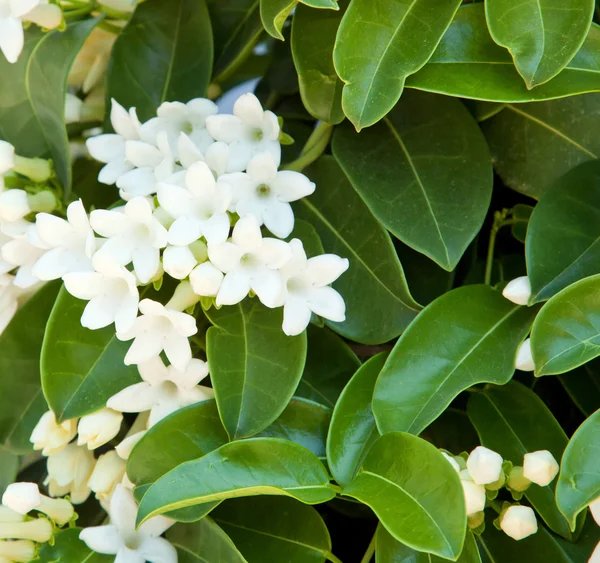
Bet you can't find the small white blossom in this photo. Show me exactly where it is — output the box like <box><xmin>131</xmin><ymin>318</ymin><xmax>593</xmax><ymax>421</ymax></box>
<box><xmin>162</xmin><ymin>245</ymin><xmax>198</xmax><ymax>280</ymax></box>
<box><xmin>189</xmin><ymin>261</ymin><xmax>224</xmax><ymax>297</ymax></box>
<box><xmin>522</xmin><ymin>450</ymin><xmax>559</xmax><ymax>487</ymax></box>
<box><xmin>516</xmin><ymin>338</ymin><xmax>535</xmax><ymax>371</ymax></box>
<box><xmin>500</xmin><ymin>505</ymin><xmax>538</xmax><ymax>540</ymax></box>
<box><xmin>2</xmin><ymin>482</ymin><xmax>74</xmax><ymax>525</ymax></box>
<box><xmin>178</xmin><ymin>134</ymin><xmax>229</xmax><ymax>177</ymax></box>
<box><xmin>459</xmin><ymin>471</ymin><xmax>486</xmax><ymax>516</ymax></box>
<box><xmin>1</xmin><ymin>222</ymin><xmax>47</xmax><ymax>289</ymax></box>
<box><xmin>0</xmin><ymin>189</ymin><xmax>30</xmax><ymax>223</ymax></box>
<box><xmin>77</xmin><ymin>408</ymin><xmax>123</xmax><ymax>450</ymax></box>
<box><xmin>88</xmin><ymin>451</ymin><xmax>127</xmax><ymax>510</ymax></box>
<box><xmin>467</xmin><ymin>446</ymin><xmax>504</xmax><ymax>485</ymax></box>
<box><xmin>45</xmin><ymin>443</ymin><xmax>95</xmax><ymax>505</ymax></box>
<box><xmin>30</xmin><ymin>411</ymin><xmax>77</xmax><ymax>456</ymax></box>
<box><xmin>503</xmin><ymin>276</ymin><xmax>531</xmax><ymax>306</ymax></box>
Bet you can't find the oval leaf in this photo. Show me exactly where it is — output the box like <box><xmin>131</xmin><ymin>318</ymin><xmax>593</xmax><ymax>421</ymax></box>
<box><xmin>327</xmin><ymin>353</ymin><xmax>386</xmax><ymax>487</ymax></box>
<box><xmin>467</xmin><ymin>382</ymin><xmax>574</xmax><ymax>540</ymax></box>
<box><xmin>41</xmin><ymin>287</ymin><xmax>140</xmax><ymax>421</ymax></box>
<box><xmin>373</xmin><ymin>285</ymin><xmax>537</xmax><ymax>436</ymax></box>
<box><xmin>343</xmin><ymin>432</ymin><xmax>466</xmax><ymax>560</ymax></box>
<box><xmin>206</xmin><ymin>300</ymin><xmax>307</xmax><ymax>440</ymax></box>
<box><xmin>137</xmin><ymin>438</ymin><xmax>335</xmax><ymax>524</ymax></box>
<box><xmin>333</xmin><ymin>0</ymin><xmax>462</xmax><ymax>129</ymax></box>
<box><xmin>332</xmin><ymin>90</ymin><xmax>493</xmax><ymax>271</ymax></box>
<box><xmin>297</xmin><ymin>156</ymin><xmax>420</xmax><ymax>344</ymax></box>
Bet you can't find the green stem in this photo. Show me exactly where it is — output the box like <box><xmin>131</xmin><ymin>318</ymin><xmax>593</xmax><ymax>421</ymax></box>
<box><xmin>98</xmin><ymin>20</ymin><xmax>123</xmax><ymax>34</ymax></box>
<box><xmin>282</xmin><ymin>121</ymin><xmax>333</xmax><ymax>172</ymax></box>
<box><xmin>359</xmin><ymin>531</ymin><xmax>377</xmax><ymax>563</ymax></box>
<box><xmin>64</xmin><ymin>3</ymin><xmax>96</xmax><ymax>19</ymax></box>
<box><xmin>326</xmin><ymin>553</ymin><xmax>344</xmax><ymax>563</ymax></box>
<box><xmin>483</xmin><ymin>214</ymin><xmax>520</xmax><ymax>286</ymax></box>
<box><xmin>488</xmin><ymin>498</ymin><xmax>504</xmax><ymax>514</ymax></box>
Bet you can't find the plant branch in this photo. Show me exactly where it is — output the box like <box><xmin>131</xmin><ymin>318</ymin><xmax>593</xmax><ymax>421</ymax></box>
<box><xmin>359</xmin><ymin>531</ymin><xmax>377</xmax><ymax>563</ymax></box>
<box><xmin>484</xmin><ymin>210</ymin><xmax>520</xmax><ymax>286</ymax></box>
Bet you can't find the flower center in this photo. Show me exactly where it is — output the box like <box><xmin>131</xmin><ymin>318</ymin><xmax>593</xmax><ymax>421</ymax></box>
<box><xmin>251</xmin><ymin>128</ymin><xmax>264</xmax><ymax>142</ymax></box>
<box><xmin>124</xmin><ymin>534</ymin><xmax>142</xmax><ymax>550</ymax></box>
<box><xmin>181</xmin><ymin>120</ymin><xmax>194</xmax><ymax>135</ymax></box>
<box><xmin>240</xmin><ymin>253</ymin><xmax>258</xmax><ymax>268</ymax></box>
<box><xmin>286</xmin><ymin>276</ymin><xmax>309</xmax><ymax>295</ymax></box>
<box><xmin>256</xmin><ymin>184</ymin><xmax>271</xmax><ymax>198</ymax></box>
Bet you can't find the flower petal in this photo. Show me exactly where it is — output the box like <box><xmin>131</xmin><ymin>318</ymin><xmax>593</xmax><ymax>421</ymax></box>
<box><xmin>282</xmin><ymin>296</ymin><xmax>312</xmax><ymax>336</ymax></box>
<box><xmin>233</xmin><ymin>93</ymin><xmax>264</xmax><ymax>128</ymax></box>
<box><xmin>202</xmin><ymin>213</ymin><xmax>230</xmax><ymax>245</ymax></box>
<box><xmin>208</xmin><ymin>242</ymin><xmax>242</xmax><ymax>273</ymax></box>
<box><xmin>164</xmin><ymin>335</ymin><xmax>192</xmax><ymax>372</ymax></box>
<box><xmin>205</xmin><ymin>115</ymin><xmax>243</xmax><ymax>143</ymax></box>
<box><xmin>167</xmin><ymin>216</ymin><xmax>203</xmax><ymax>246</ymax></box>
<box><xmin>0</xmin><ymin>16</ymin><xmax>24</xmax><ymax>64</ymax></box>
<box><xmin>307</xmin><ymin>286</ymin><xmax>346</xmax><ymax>322</ymax></box>
<box><xmin>107</xmin><ymin>382</ymin><xmax>159</xmax><ymax>413</ymax></box>
<box><xmin>137</xmin><ymin>536</ymin><xmax>178</xmax><ymax>563</ymax></box>
<box><xmin>232</xmin><ymin>214</ymin><xmax>262</xmax><ymax>252</ymax></box>
<box><xmin>271</xmin><ymin>171</ymin><xmax>315</xmax><ymax>202</ymax></box>
<box><xmin>79</xmin><ymin>525</ymin><xmax>122</xmax><ymax>555</ymax></box>
<box><xmin>251</xmin><ymin>269</ymin><xmax>284</xmax><ymax>308</ymax></box>
<box><xmin>305</xmin><ymin>255</ymin><xmax>349</xmax><ymax>287</ymax></box>
<box><xmin>262</xmin><ymin>200</ymin><xmax>294</xmax><ymax>238</ymax></box>
<box><xmin>189</xmin><ymin>261</ymin><xmax>223</xmax><ymax>296</ymax></box>
<box><xmin>246</xmin><ymin>153</ymin><xmax>278</xmax><ymax>184</ymax></box>
<box><xmin>216</xmin><ymin>271</ymin><xmax>250</xmax><ymax>306</ymax></box>
<box><xmin>132</xmin><ymin>246</ymin><xmax>160</xmax><ymax>284</ymax></box>
<box><xmin>257</xmin><ymin>238</ymin><xmax>292</xmax><ymax>269</ymax></box>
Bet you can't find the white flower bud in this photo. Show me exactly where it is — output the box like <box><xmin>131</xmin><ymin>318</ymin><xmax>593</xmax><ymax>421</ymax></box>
<box><xmin>0</xmin><ymin>190</ymin><xmax>30</xmax><ymax>223</ymax></box>
<box><xmin>460</xmin><ymin>476</ymin><xmax>486</xmax><ymax>516</ymax></box>
<box><xmin>0</xmin><ymin>507</ymin><xmax>24</xmax><ymax>523</ymax></box>
<box><xmin>515</xmin><ymin>339</ymin><xmax>535</xmax><ymax>371</ymax></box>
<box><xmin>30</xmin><ymin>411</ymin><xmax>77</xmax><ymax>456</ymax></box>
<box><xmin>0</xmin><ymin>141</ymin><xmax>15</xmax><ymax>175</ymax></box>
<box><xmin>162</xmin><ymin>245</ymin><xmax>197</xmax><ymax>279</ymax></box>
<box><xmin>502</xmin><ymin>276</ymin><xmax>531</xmax><ymax>306</ymax></box>
<box><xmin>0</xmin><ymin>518</ymin><xmax>53</xmax><ymax>542</ymax></box>
<box><xmin>88</xmin><ymin>451</ymin><xmax>126</xmax><ymax>497</ymax></box>
<box><xmin>466</xmin><ymin>446</ymin><xmax>503</xmax><ymax>485</ymax></box>
<box><xmin>0</xmin><ymin>539</ymin><xmax>35</xmax><ymax>562</ymax></box>
<box><xmin>115</xmin><ymin>430</ymin><xmax>146</xmax><ymax>460</ymax></box>
<box><xmin>441</xmin><ymin>451</ymin><xmax>460</xmax><ymax>472</ymax></box>
<box><xmin>46</xmin><ymin>444</ymin><xmax>95</xmax><ymax>505</ymax></box>
<box><xmin>500</xmin><ymin>505</ymin><xmax>538</xmax><ymax>540</ymax></box>
<box><xmin>77</xmin><ymin>408</ymin><xmax>123</xmax><ymax>450</ymax></box>
<box><xmin>65</xmin><ymin>93</ymin><xmax>84</xmax><ymax>124</ymax></box>
<box><xmin>522</xmin><ymin>450</ymin><xmax>559</xmax><ymax>486</ymax></box>
<box><xmin>589</xmin><ymin>496</ymin><xmax>600</xmax><ymax>527</ymax></box>
<box><xmin>2</xmin><ymin>483</ymin><xmax>40</xmax><ymax>514</ymax></box>
<box><xmin>507</xmin><ymin>466</ymin><xmax>531</xmax><ymax>492</ymax></box>
<box><xmin>189</xmin><ymin>261</ymin><xmax>223</xmax><ymax>297</ymax></box>
<box><xmin>590</xmin><ymin>539</ymin><xmax>600</xmax><ymax>563</ymax></box>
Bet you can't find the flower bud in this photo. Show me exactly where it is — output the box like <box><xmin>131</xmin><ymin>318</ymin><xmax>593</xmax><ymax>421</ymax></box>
<box><xmin>88</xmin><ymin>451</ymin><xmax>126</xmax><ymax>498</ymax></box>
<box><xmin>515</xmin><ymin>339</ymin><xmax>535</xmax><ymax>371</ymax></box>
<box><xmin>2</xmin><ymin>483</ymin><xmax>40</xmax><ymax>514</ymax></box>
<box><xmin>0</xmin><ymin>507</ymin><xmax>24</xmax><ymax>524</ymax></box>
<box><xmin>590</xmin><ymin>540</ymin><xmax>600</xmax><ymax>563</ymax></box>
<box><xmin>77</xmin><ymin>408</ymin><xmax>123</xmax><ymax>450</ymax></box>
<box><xmin>0</xmin><ymin>539</ymin><xmax>36</xmax><ymax>562</ymax></box>
<box><xmin>502</xmin><ymin>276</ymin><xmax>531</xmax><ymax>306</ymax></box>
<box><xmin>115</xmin><ymin>430</ymin><xmax>146</xmax><ymax>460</ymax></box>
<box><xmin>441</xmin><ymin>451</ymin><xmax>460</xmax><ymax>472</ymax></box>
<box><xmin>12</xmin><ymin>156</ymin><xmax>52</xmax><ymax>183</ymax></box>
<box><xmin>500</xmin><ymin>505</ymin><xmax>537</xmax><ymax>540</ymax></box>
<box><xmin>507</xmin><ymin>466</ymin><xmax>532</xmax><ymax>493</ymax></box>
<box><xmin>163</xmin><ymin>246</ymin><xmax>197</xmax><ymax>280</ymax></box>
<box><xmin>0</xmin><ymin>141</ymin><xmax>15</xmax><ymax>176</ymax></box>
<box><xmin>99</xmin><ymin>0</ymin><xmax>137</xmax><ymax>12</ymax></box>
<box><xmin>0</xmin><ymin>518</ymin><xmax>52</xmax><ymax>542</ymax></box>
<box><xmin>65</xmin><ymin>93</ymin><xmax>83</xmax><ymax>124</ymax></box>
<box><xmin>189</xmin><ymin>261</ymin><xmax>224</xmax><ymax>297</ymax></box>
<box><xmin>467</xmin><ymin>511</ymin><xmax>485</xmax><ymax>530</ymax></box>
<box><xmin>46</xmin><ymin>444</ymin><xmax>95</xmax><ymax>505</ymax></box>
<box><xmin>461</xmin><ymin>477</ymin><xmax>486</xmax><ymax>516</ymax></box>
<box><xmin>590</xmin><ymin>496</ymin><xmax>600</xmax><ymax>526</ymax></box>
<box><xmin>0</xmin><ymin>190</ymin><xmax>30</xmax><ymax>223</ymax></box>
<box><xmin>523</xmin><ymin>450</ymin><xmax>559</xmax><ymax>487</ymax></box>
<box><xmin>30</xmin><ymin>411</ymin><xmax>77</xmax><ymax>456</ymax></box>
<box><xmin>467</xmin><ymin>446</ymin><xmax>503</xmax><ymax>485</ymax></box>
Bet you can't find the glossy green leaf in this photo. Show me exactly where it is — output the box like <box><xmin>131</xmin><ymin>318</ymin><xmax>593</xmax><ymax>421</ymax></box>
<box><xmin>127</xmin><ymin>400</ymin><xmax>228</xmax><ymax>486</ymax></box>
<box><xmin>168</xmin><ymin>518</ymin><xmax>248</xmax><ymax>563</ymax></box>
<box><xmin>0</xmin><ymin>18</ymin><xmax>99</xmax><ymax>190</ymax></box>
<box><xmin>0</xmin><ymin>447</ymin><xmax>18</xmax><ymax>497</ymax></box>
<box><xmin>526</xmin><ymin>161</ymin><xmax>600</xmax><ymax>302</ymax></box>
<box><xmin>107</xmin><ymin>0</ymin><xmax>213</xmax><ymax>122</ymax></box>
<box><xmin>327</xmin><ymin>353</ymin><xmax>386</xmax><ymax>487</ymax></box>
<box><xmin>465</xmin><ymin>100</ymin><xmax>506</xmax><ymax>122</ymax></box>
<box><xmin>467</xmin><ymin>382</ymin><xmax>574</xmax><ymax>540</ymax></box>
<box><xmin>376</xmin><ymin>525</ymin><xmax>481</xmax><ymax>563</ymax></box>
<box><xmin>205</xmin><ymin>300</ymin><xmax>307</xmax><ymax>440</ymax></box>
<box><xmin>556</xmin><ymin>408</ymin><xmax>600</xmax><ymax>529</ymax></box>
<box><xmin>37</xmin><ymin>528</ymin><xmax>112</xmax><ymax>562</ymax></box>
<box><xmin>485</xmin><ymin>0</ymin><xmax>594</xmax><ymax>88</ymax></box>
<box><xmin>406</xmin><ymin>4</ymin><xmax>600</xmax><ymax>103</ymax></box>
<box><xmin>295</xmin><ymin>324</ymin><xmax>360</xmax><ymax>408</ymax></box>
<box><xmin>291</xmin><ymin>1</ymin><xmax>346</xmax><ymax>123</ymax></box>
<box><xmin>41</xmin><ymin>287</ymin><xmax>140</xmax><ymax>422</ymax></box>
<box><xmin>258</xmin><ymin>397</ymin><xmax>331</xmax><ymax>458</ymax></box>
<box><xmin>373</xmin><ymin>285</ymin><xmax>537</xmax><ymax>436</ymax></box>
<box><xmin>333</xmin><ymin>0</ymin><xmax>462</xmax><ymax>129</ymax></box>
<box><xmin>483</xmin><ymin>95</ymin><xmax>600</xmax><ymax>199</ymax></box>
<box><xmin>0</xmin><ymin>282</ymin><xmax>59</xmax><ymax>453</ymax></box>
<box><xmin>213</xmin><ymin>497</ymin><xmax>332</xmax><ymax>563</ymax></box>
<box><xmin>511</xmin><ymin>204</ymin><xmax>533</xmax><ymax>244</ymax></box>
<box><xmin>531</xmin><ymin>274</ymin><xmax>600</xmax><ymax>376</ymax></box>
<box><xmin>344</xmin><ymin>432</ymin><xmax>466</xmax><ymax>560</ymax></box>
<box><xmin>558</xmin><ymin>360</ymin><xmax>600</xmax><ymax>416</ymax></box>
<box><xmin>260</xmin><ymin>0</ymin><xmax>296</xmax><ymax>40</ymax></box>
<box><xmin>332</xmin><ymin>90</ymin><xmax>493</xmax><ymax>271</ymax></box>
<box><xmin>297</xmin><ymin>156</ymin><xmax>420</xmax><ymax>344</ymax></box>
<box><xmin>137</xmin><ymin>438</ymin><xmax>335</xmax><ymax>524</ymax></box>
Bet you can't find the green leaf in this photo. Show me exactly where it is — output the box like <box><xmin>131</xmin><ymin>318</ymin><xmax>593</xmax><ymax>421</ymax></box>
<box><xmin>482</xmin><ymin>95</ymin><xmax>600</xmax><ymax>200</ymax></box>
<box><xmin>406</xmin><ymin>4</ymin><xmax>600</xmax><ymax>103</ymax></box>
<box><xmin>291</xmin><ymin>0</ymin><xmax>346</xmax><ymax>123</ymax></box>
<box><xmin>511</xmin><ymin>204</ymin><xmax>533</xmax><ymax>244</ymax></box>
<box><xmin>213</xmin><ymin>497</ymin><xmax>332</xmax><ymax>563</ymax></box>
<box><xmin>167</xmin><ymin>518</ymin><xmax>248</xmax><ymax>562</ymax></box>
<box><xmin>332</xmin><ymin>0</ymin><xmax>462</xmax><ymax>130</ymax></box>
<box><xmin>556</xmin><ymin>408</ymin><xmax>600</xmax><ymax>529</ymax></box>
<box><xmin>465</xmin><ymin>100</ymin><xmax>506</xmax><ymax>122</ymax></box>
<box><xmin>558</xmin><ymin>360</ymin><xmax>600</xmax><ymax>416</ymax></box>
<box><xmin>526</xmin><ymin>161</ymin><xmax>600</xmax><ymax>302</ymax></box>
<box><xmin>297</xmin><ymin>156</ymin><xmax>420</xmax><ymax>344</ymax></box>
<box><xmin>107</xmin><ymin>0</ymin><xmax>213</xmax><ymax>122</ymax></box>
<box><xmin>0</xmin><ymin>282</ymin><xmax>59</xmax><ymax>453</ymax></box>
<box><xmin>485</xmin><ymin>0</ymin><xmax>594</xmax><ymax>88</ymax></box>
<box><xmin>127</xmin><ymin>400</ymin><xmax>228</xmax><ymax>486</ymax></box>
<box><xmin>0</xmin><ymin>18</ymin><xmax>99</xmax><ymax>191</ymax></box>
<box><xmin>260</xmin><ymin>0</ymin><xmax>296</xmax><ymax>40</ymax></box>
<box><xmin>136</xmin><ymin>438</ymin><xmax>335</xmax><ymax>524</ymax></box>
<box><xmin>0</xmin><ymin>447</ymin><xmax>18</xmax><ymax>497</ymax></box>
<box><xmin>327</xmin><ymin>353</ymin><xmax>386</xmax><ymax>487</ymax></box>
<box><xmin>530</xmin><ymin>274</ymin><xmax>600</xmax><ymax>376</ymax></box>
<box><xmin>41</xmin><ymin>287</ymin><xmax>140</xmax><ymax>422</ymax></box>
<box><xmin>295</xmin><ymin>324</ymin><xmax>360</xmax><ymax>408</ymax></box>
<box><xmin>373</xmin><ymin>285</ymin><xmax>537</xmax><ymax>436</ymax></box>
<box><xmin>376</xmin><ymin>525</ymin><xmax>481</xmax><ymax>563</ymax></box>
<box><xmin>37</xmin><ymin>528</ymin><xmax>112</xmax><ymax>562</ymax></box>
<box><xmin>205</xmin><ymin>300</ymin><xmax>307</xmax><ymax>440</ymax></box>
<box><xmin>332</xmin><ymin>89</ymin><xmax>493</xmax><ymax>271</ymax></box>
<box><xmin>467</xmin><ymin>382</ymin><xmax>574</xmax><ymax>540</ymax></box>
<box><xmin>344</xmin><ymin>432</ymin><xmax>466</xmax><ymax>560</ymax></box>
<box><xmin>257</xmin><ymin>397</ymin><xmax>331</xmax><ymax>458</ymax></box>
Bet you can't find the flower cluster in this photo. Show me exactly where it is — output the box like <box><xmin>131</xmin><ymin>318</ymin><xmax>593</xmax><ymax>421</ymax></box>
<box><xmin>442</xmin><ymin>445</ymin><xmax>559</xmax><ymax>540</ymax></box>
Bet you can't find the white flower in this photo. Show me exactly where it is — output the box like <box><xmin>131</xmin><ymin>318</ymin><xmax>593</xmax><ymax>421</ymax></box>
<box><xmin>157</xmin><ymin>161</ymin><xmax>232</xmax><ymax>246</ymax></box>
<box><xmin>117</xmin><ymin>299</ymin><xmax>198</xmax><ymax>371</ymax></box>
<box><xmin>0</xmin><ymin>140</ymin><xmax>14</xmax><ymax>175</ymax></box>
<box><xmin>63</xmin><ymin>253</ymin><xmax>139</xmax><ymax>333</ymax></box>
<box><xmin>500</xmin><ymin>505</ymin><xmax>538</xmax><ymax>540</ymax></box>
<box><xmin>0</xmin><ymin>190</ymin><xmax>30</xmax><ymax>223</ymax></box>
<box><xmin>86</xmin><ymin>99</ymin><xmax>141</xmax><ymax>185</ymax></box>
<box><xmin>162</xmin><ymin>245</ymin><xmax>198</xmax><ymax>280</ymax></box>
<box><xmin>466</xmin><ymin>446</ymin><xmax>503</xmax><ymax>485</ymax></box>
<box><xmin>0</xmin><ymin>518</ymin><xmax>52</xmax><ymax>542</ymax></box>
<box><xmin>221</xmin><ymin>153</ymin><xmax>315</xmax><ymax>238</ymax></box>
<box><xmin>77</xmin><ymin>408</ymin><xmax>123</xmax><ymax>450</ymax></box>
<box><xmin>91</xmin><ymin>197</ymin><xmax>168</xmax><ymax>283</ymax></box>
<box><xmin>140</xmin><ymin>98</ymin><xmax>218</xmax><ymax>156</ymax></box>
<box><xmin>0</xmin><ymin>0</ymin><xmax>62</xmax><ymax>64</ymax></box>
<box><xmin>276</xmin><ymin>239</ymin><xmax>348</xmax><ymax>336</ymax></box>
<box><xmin>189</xmin><ymin>261</ymin><xmax>224</xmax><ymax>296</ymax></box>
<box><xmin>2</xmin><ymin>483</ymin><xmax>74</xmax><ymax>525</ymax></box>
<box><xmin>178</xmin><ymin>134</ymin><xmax>230</xmax><ymax>177</ymax></box>
<box><xmin>522</xmin><ymin>450</ymin><xmax>559</xmax><ymax>487</ymax></box>
<box><xmin>206</xmin><ymin>93</ymin><xmax>281</xmax><ymax>172</ymax></box>
<box><xmin>503</xmin><ymin>276</ymin><xmax>531</xmax><ymax>306</ymax></box>
<box><xmin>30</xmin><ymin>411</ymin><xmax>77</xmax><ymax>456</ymax></box>
<box><xmin>65</xmin><ymin>93</ymin><xmax>83</xmax><ymax>124</ymax></box>
<box><xmin>1</xmin><ymin>223</ymin><xmax>47</xmax><ymax>289</ymax></box>
<box><xmin>516</xmin><ymin>338</ymin><xmax>535</xmax><ymax>371</ymax></box>
<box><xmin>590</xmin><ymin>496</ymin><xmax>600</xmax><ymax>526</ymax></box>
<box><xmin>0</xmin><ymin>539</ymin><xmax>36</xmax><ymax>562</ymax></box>
<box><xmin>80</xmin><ymin>485</ymin><xmax>177</xmax><ymax>563</ymax></box>
<box><xmin>32</xmin><ymin>199</ymin><xmax>96</xmax><ymax>280</ymax></box>
<box><xmin>45</xmin><ymin>443</ymin><xmax>95</xmax><ymax>505</ymax></box>
<box><xmin>88</xmin><ymin>451</ymin><xmax>126</xmax><ymax>509</ymax></box>
<box><xmin>68</xmin><ymin>27</ymin><xmax>116</xmax><ymax>94</ymax></box>
<box><xmin>208</xmin><ymin>214</ymin><xmax>291</xmax><ymax>308</ymax></box>
<box><xmin>459</xmin><ymin>471</ymin><xmax>486</xmax><ymax>516</ymax></box>
<box><xmin>108</xmin><ymin>356</ymin><xmax>212</xmax><ymax>427</ymax></box>
<box><xmin>590</xmin><ymin>541</ymin><xmax>600</xmax><ymax>563</ymax></box>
